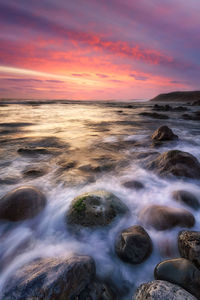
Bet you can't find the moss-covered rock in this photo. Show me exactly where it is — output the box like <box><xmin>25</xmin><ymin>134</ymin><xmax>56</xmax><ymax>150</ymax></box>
<box><xmin>66</xmin><ymin>190</ymin><xmax>129</xmax><ymax>227</ymax></box>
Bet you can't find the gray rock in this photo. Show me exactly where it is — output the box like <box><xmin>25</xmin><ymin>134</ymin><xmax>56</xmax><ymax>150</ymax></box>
<box><xmin>66</xmin><ymin>190</ymin><xmax>129</xmax><ymax>227</ymax></box>
<box><xmin>122</xmin><ymin>180</ymin><xmax>144</xmax><ymax>190</ymax></box>
<box><xmin>2</xmin><ymin>255</ymin><xmax>95</xmax><ymax>300</ymax></box>
<box><xmin>115</xmin><ymin>225</ymin><xmax>152</xmax><ymax>264</ymax></box>
<box><xmin>178</xmin><ymin>230</ymin><xmax>200</xmax><ymax>269</ymax></box>
<box><xmin>154</xmin><ymin>258</ymin><xmax>200</xmax><ymax>299</ymax></box>
<box><xmin>151</xmin><ymin>126</ymin><xmax>178</xmax><ymax>141</ymax></box>
<box><xmin>0</xmin><ymin>186</ymin><xmax>47</xmax><ymax>221</ymax></box>
<box><xmin>133</xmin><ymin>280</ymin><xmax>197</xmax><ymax>300</ymax></box>
<box><xmin>146</xmin><ymin>150</ymin><xmax>200</xmax><ymax>179</ymax></box>
<box><xmin>172</xmin><ymin>190</ymin><xmax>200</xmax><ymax>209</ymax></box>
<box><xmin>139</xmin><ymin>204</ymin><xmax>195</xmax><ymax>231</ymax></box>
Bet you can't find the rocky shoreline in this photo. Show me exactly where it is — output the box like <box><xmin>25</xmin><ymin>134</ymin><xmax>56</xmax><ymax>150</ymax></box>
<box><xmin>0</xmin><ymin>99</ymin><xmax>200</xmax><ymax>299</ymax></box>
<box><xmin>0</xmin><ymin>121</ymin><xmax>200</xmax><ymax>299</ymax></box>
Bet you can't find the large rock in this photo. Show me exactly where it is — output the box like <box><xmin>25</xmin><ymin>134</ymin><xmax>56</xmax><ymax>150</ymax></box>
<box><xmin>139</xmin><ymin>204</ymin><xmax>195</xmax><ymax>231</ymax></box>
<box><xmin>146</xmin><ymin>150</ymin><xmax>200</xmax><ymax>179</ymax></box>
<box><xmin>151</xmin><ymin>126</ymin><xmax>178</xmax><ymax>141</ymax></box>
<box><xmin>172</xmin><ymin>190</ymin><xmax>200</xmax><ymax>209</ymax></box>
<box><xmin>0</xmin><ymin>186</ymin><xmax>47</xmax><ymax>221</ymax></box>
<box><xmin>115</xmin><ymin>225</ymin><xmax>152</xmax><ymax>264</ymax></box>
<box><xmin>154</xmin><ymin>258</ymin><xmax>200</xmax><ymax>299</ymax></box>
<box><xmin>133</xmin><ymin>280</ymin><xmax>197</xmax><ymax>300</ymax></box>
<box><xmin>2</xmin><ymin>255</ymin><xmax>97</xmax><ymax>300</ymax></box>
<box><xmin>66</xmin><ymin>190</ymin><xmax>129</xmax><ymax>227</ymax></box>
<box><xmin>178</xmin><ymin>230</ymin><xmax>200</xmax><ymax>269</ymax></box>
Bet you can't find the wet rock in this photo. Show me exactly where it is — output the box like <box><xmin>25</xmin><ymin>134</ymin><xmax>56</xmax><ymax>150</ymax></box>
<box><xmin>18</xmin><ymin>147</ymin><xmax>50</xmax><ymax>156</ymax></box>
<box><xmin>172</xmin><ymin>190</ymin><xmax>200</xmax><ymax>209</ymax></box>
<box><xmin>151</xmin><ymin>126</ymin><xmax>178</xmax><ymax>141</ymax></box>
<box><xmin>182</xmin><ymin>113</ymin><xmax>200</xmax><ymax>121</ymax></box>
<box><xmin>152</xmin><ymin>104</ymin><xmax>172</xmax><ymax>111</ymax></box>
<box><xmin>66</xmin><ymin>190</ymin><xmax>129</xmax><ymax>227</ymax></box>
<box><xmin>152</xmin><ymin>104</ymin><xmax>188</xmax><ymax>112</ymax></box>
<box><xmin>139</xmin><ymin>112</ymin><xmax>169</xmax><ymax>119</ymax></box>
<box><xmin>2</xmin><ymin>255</ymin><xmax>96</xmax><ymax>300</ymax></box>
<box><xmin>133</xmin><ymin>280</ymin><xmax>197</xmax><ymax>300</ymax></box>
<box><xmin>115</xmin><ymin>225</ymin><xmax>152</xmax><ymax>264</ymax></box>
<box><xmin>122</xmin><ymin>180</ymin><xmax>144</xmax><ymax>190</ymax></box>
<box><xmin>178</xmin><ymin>230</ymin><xmax>200</xmax><ymax>269</ymax></box>
<box><xmin>154</xmin><ymin>258</ymin><xmax>200</xmax><ymax>299</ymax></box>
<box><xmin>22</xmin><ymin>167</ymin><xmax>48</xmax><ymax>178</ymax></box>
<box><xmin>191</xmin><ymin>100</ymin><xmax>200</xmax><ymax>106</ymax></box>
<box><xmin>79</xmin><ymin>280</ymin><xmax>116</xmax><ymax>299</ymax></box>
<box><xmin>139</xmin><ymin>204</ymin><xmax>195</xmax><ymax>231</ymax></box>
<box><xmin>146</xmin><ymin>150</ymin><xmax>200</xmax><ymax>179</ymax></box>
<box><xmin>0</xmin><ymin>186</ymin><xmax>46</xmax><ymax>221</ymax></box>
<box><xmin>0</xmin><ymin>177</ymin><xmax>20</xmax><ymax>185</ymax></box>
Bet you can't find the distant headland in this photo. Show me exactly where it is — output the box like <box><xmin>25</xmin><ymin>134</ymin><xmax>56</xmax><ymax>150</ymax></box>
<box><xmin>150</xmin><ymin>91</ymin><xmax>200</xmax><ymax>102</ymax></box>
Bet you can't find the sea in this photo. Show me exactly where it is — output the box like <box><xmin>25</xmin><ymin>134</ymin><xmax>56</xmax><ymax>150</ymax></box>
<box><xmin>0</xmin><ymin>99</ymin><xmax>199</xmax><ymax>299</ymax></box>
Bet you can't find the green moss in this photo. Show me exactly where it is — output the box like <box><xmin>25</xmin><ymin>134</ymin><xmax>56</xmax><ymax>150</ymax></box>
<box><xmin>73</xmin><ymin>197</ymin><xmax>86</xmax><ymax>212</ymax></box>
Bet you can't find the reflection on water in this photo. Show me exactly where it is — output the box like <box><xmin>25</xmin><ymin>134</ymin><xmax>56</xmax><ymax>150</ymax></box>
<box><xmin>0</xmin><ymin>100</ymin><xmax>200</xmax><ymax>298</ymax></box>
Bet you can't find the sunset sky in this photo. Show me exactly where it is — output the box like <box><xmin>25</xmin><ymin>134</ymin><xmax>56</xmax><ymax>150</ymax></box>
<box><xmin>0</xmin><ymin>0</ymin><xmax>199</xmax><ymax>100</ymax></box>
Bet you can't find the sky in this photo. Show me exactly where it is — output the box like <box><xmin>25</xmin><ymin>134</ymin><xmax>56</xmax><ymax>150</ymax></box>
<box><xmin>0</xmin><ymin>0</ymin><xmax>200</xmax><ymax>100</ymax></box>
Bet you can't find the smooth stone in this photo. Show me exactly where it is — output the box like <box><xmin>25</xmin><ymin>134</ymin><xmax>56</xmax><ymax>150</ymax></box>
<box><xmin>139</xmin><ymin>204</ymin><xmax>195</xmax><ymax>231</ymax></box>
<box><xmin>2</xmin><ymin>255</ymin><xmax>95</xmax><ymax>300</ymax></box>
<box><xmin>154</xmin><ymin>258</ymin><xmax>200</xmax><ymax>299</ymax></box>
<box><xmin>115</xmin><ymin>225</ymin><xmax>152</xmax><ymax>264</ymax></box>
<box><xmin>146</xmin><ymin>150</ymin><xmax>200</xmax><ymax>179</ymax></box>
<box><xmin>172</xmin><ymin>190</ymin><xmax>200</xmax><ymax>209</ymax></box>
<box><xmin>0</xmin><ymin>186</ymin><xmax>46</xmax><ymax>221</ymax></box>
<box><xmin>66</xmin><ymin>190</ymin><xmax>129</xmax><ymax>227</ymax></box>
<box><xmin>151</xmin><ymin>126</ymin><xmax>178</xmax><ymax>141</ymax></box>
<box><xmin>122</xmin><ymin>180</ymin><xmax>144</xmax><ymax>190</ymax></box>
<box><xmin>178</xmin><ymin>230</ymin><xmax>200</xmax><ymax>269</ymax></box>
<box><xmin>133</xmin><ymin>280</ymin><xmax>197</xmax><ymax>300</ymax></box>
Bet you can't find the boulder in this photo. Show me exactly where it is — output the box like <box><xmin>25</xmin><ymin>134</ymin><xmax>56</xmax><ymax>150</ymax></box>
<box><xmin>146</xmin><ymin>150</ymin><xmax>200</xmax><ymax>179</ymax></box>
<box><xmin>133</xmin><ymin>280</ymin><xmax>197</xmax><ymax>300</ymax></box>
<box><xmin>0</xmin><ymin>186</ymin><xmax>47</xmax><ymax>221</ymax></box>
<box><xmin>178</xmin><ymin>230</ymin><xmax>200</xmax><ymax>269</ymax></box>
<box><xmin>2</xmin><ymin>255</ymin><xmax>96</xmax><ymax>300</ymax></box>
<box><xmin>115</xmin><ymin>225</ymin><xmax>152</xmax><ymax>264</ymax></box>
<box><xmin>66</xmin><ymin>190</ymin><xmax>129</xmax><ymax>227</ymax></box>
<box><xmin>122</xmin><ymin>180</ymin><xmax>144</xmax><ymax>190</ymax></box>
<box><xmin>172</xmin><ymin>190</ymin><xmax>200</xmax><ymax>209</ymax></box>
<box><xmin>151</xmin><ymin>126</ymin><xmax>178</xmax><ymax>141</ymax></box>
<box><xmin>139</xmin><ymin>204</ymin><xmax>195</xmax><ymax>231</ymax></box>
<box><xmin>154</xmin><ymin>258</ymin><xmax>200</xmax><ymax>299</ymax></box>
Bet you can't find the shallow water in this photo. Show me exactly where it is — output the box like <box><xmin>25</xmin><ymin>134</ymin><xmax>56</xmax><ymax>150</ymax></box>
<box><xmin>0</xmin><ymin>100</ymin><xmax>200</xmax><ymax>298</ymax></box>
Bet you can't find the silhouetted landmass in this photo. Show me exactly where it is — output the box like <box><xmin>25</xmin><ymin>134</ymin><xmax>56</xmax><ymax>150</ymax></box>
<box><xmin>150</xmin><ymin>91</ymin><xmax>200</xmax><ymax>102</ymax></box>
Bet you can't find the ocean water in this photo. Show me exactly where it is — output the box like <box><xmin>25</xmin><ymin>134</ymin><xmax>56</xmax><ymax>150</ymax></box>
<box><xmin>0</xmin><ymin>100</ymin><xmax>199</xmax><ymax>298</ymax></box>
